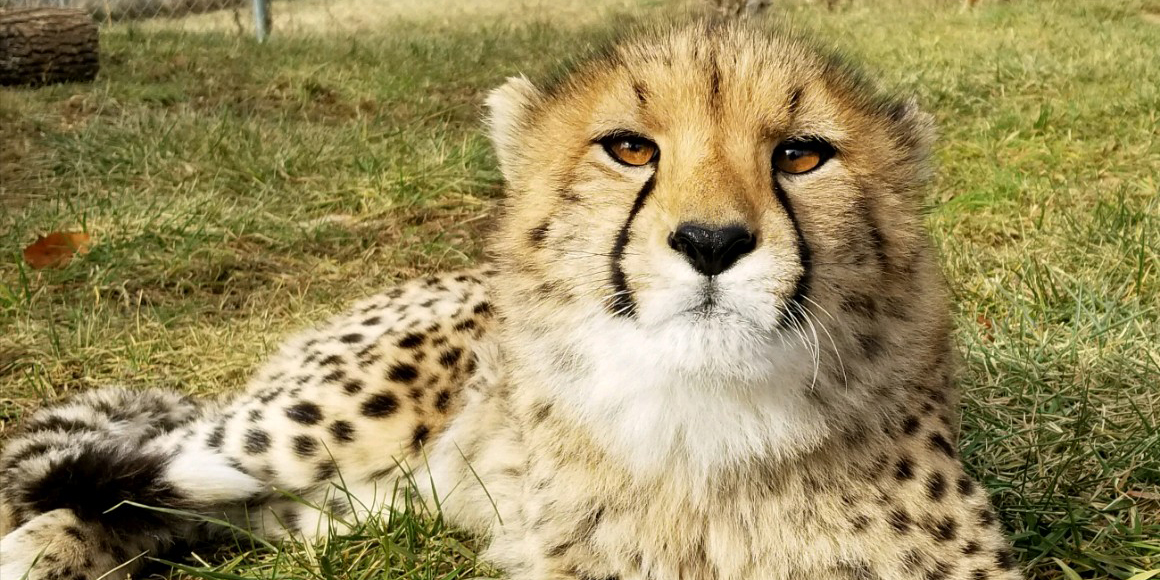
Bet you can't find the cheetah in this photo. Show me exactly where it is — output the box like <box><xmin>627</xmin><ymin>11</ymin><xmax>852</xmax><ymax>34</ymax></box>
<box><xmin>0</xmin><ymin>22</ymin><xmax>1022</xmax><ymax>580</ymax></box>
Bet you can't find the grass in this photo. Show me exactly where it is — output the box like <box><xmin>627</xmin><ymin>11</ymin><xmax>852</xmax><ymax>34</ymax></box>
<box><xmin>0</xmin><ymin>0</ymin><xmax>1157</xmax><ymax>578</ymax></box>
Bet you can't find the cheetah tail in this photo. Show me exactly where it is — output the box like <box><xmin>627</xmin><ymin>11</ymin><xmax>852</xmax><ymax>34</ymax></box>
<box><xmin>5</xmin><ymin>439</ymin><xmax>262</xmax><ymax>532</ymax></box>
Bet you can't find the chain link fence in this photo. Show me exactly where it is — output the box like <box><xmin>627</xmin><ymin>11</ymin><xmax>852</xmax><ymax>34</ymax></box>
<box><xmin>0</xmin><ymin>0</ymin><xmax>270</xmax><ymax>39</ymax></box>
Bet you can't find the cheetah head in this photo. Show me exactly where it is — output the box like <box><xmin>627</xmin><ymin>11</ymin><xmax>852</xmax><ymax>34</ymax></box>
<box><xmin>485</xmin><ymin>23</ymin><xmax>943</xmax><ymax>471</ymax></box>
<box><xmin>488</xmin><ymin>23</ymin><xmax>934</xmax><ymax>371</ymax></box>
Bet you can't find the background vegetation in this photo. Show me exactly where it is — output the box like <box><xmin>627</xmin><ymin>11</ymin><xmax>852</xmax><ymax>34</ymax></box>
<box><xmin>1</xmin><ymin>0</ymin><xmax>1157</xmax><ymax>578</ymax></box>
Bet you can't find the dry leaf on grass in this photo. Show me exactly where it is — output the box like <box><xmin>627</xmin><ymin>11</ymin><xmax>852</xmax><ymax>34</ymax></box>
<box><xmin>23</xmin><ymin>232</ymin><xmax>93</xmax><ymax>269</ymax></box>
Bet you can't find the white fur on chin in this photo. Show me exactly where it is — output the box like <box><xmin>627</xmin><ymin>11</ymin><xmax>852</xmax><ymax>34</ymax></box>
<box><xmin>513</xmin><ymin>258</ymin><xmax>831</xmax><ymax>489</ymax></box>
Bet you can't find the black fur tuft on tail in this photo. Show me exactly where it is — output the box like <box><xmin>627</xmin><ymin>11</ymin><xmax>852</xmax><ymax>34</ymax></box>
<box><xmin>18</xmin><ymin>444</ymin><xmax>187</xmax><ymax>533</ymax></box>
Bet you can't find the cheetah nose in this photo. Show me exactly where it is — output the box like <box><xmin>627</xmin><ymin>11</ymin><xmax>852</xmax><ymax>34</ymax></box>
<box><xmin>668</xmin><ymin>223</ymin><xmax>757</xmax><ymax>277</ymax></box>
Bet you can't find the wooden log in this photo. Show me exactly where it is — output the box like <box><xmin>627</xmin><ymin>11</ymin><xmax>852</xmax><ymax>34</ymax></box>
<box><xmin>0</xmin><ymin>8</ymin><xmax>99</xmax><ymax>86</ymax></box>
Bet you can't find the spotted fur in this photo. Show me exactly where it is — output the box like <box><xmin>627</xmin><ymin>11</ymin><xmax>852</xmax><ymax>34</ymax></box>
<box><xmin>1</xmin><ymin>23</ymin><xmax>1020</xmax><ymax>580</ymax></box>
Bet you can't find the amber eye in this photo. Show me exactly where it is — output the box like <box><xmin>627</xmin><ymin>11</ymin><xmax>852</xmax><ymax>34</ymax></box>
<box><xmin>773</xmin><ymin>139</ymin><xmax>835</xmax><ymax>175</ymax></box>
<box><xmin>601</xmin><ymin>134</ymin><xmax>659</xmax><ymax>167</ymax></box>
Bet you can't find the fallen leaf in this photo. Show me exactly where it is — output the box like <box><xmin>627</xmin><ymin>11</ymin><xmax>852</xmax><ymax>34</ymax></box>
<box><xmin>23</xmin><ymin>232</ymin><xmax>92</xmax><ymax>269</ymax></box>
<box><xmin>976</xmin><ymin>314</ymin><xmax>995</xmax><ymax>342</ymax></box>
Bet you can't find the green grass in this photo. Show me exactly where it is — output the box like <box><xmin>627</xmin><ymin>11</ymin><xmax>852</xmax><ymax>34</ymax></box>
<box><xmin>1</xmin><ymin>0</ymin><xmax>1158</xmax><ymax>578</ymax></box>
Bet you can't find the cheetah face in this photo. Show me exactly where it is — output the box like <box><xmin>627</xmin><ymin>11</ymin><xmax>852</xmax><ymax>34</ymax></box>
<box><xmin>488</xmin><ymin>25</ymin><xmax>933</xmax><ymax>380</ymax></box>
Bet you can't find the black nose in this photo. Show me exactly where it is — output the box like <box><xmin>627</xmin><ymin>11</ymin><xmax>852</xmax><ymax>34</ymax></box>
<box><xmin>668</xmin><ymin>224</ymin><xmax>757</xmax><ymax>277</ymax></box>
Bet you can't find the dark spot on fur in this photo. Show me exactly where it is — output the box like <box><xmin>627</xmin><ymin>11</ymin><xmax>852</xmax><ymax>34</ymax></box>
<box><xmin>435</xmin><ymin>390</ymin><xmax>452</xmax><ymax>413</ymax></box>
<box><xmin>533</xmin><ymin>402</ymin><xmax>552</xmax><ymax>424</ymax></box>
<box><xmin>889</xmin><ymin>509</ymin><xmax>912</xmax><ymax>533</ymax></box>
<box><xmin>971</xmin><ymin>571</ymin><xmax>988</xmax><ymax>580</ymax></box>
<box><xmin>578</xmin><ymin>505</ymin><xmax>606</xmax><ymax>537</ymax></box>
<box><xmin>279</xmin><ymin>508</ymin><xmax>301</xmax><ymax>533</ymax></box>
<box><xmin>206</xmin><ymin>425</ymin><xmax>225</xmax><ymax>449</ymax></box>
<box><xmin>957</xmin><ymin>474</ymin><xmax>976</xmax><ymax>496</ymax></box>
<box><xmin>27</xmin><ymin>416</ymin><xmax>98</xmax><ymax>434</ymax></box>
<box><xmin>857</xmin><ymin>332</ymin><xmax>884</xmax><ymax>359</ymax></box>
<box><xmin>63</xmin><ymin>525</ymin><xmax>86</xmax><ymax>542</ymax></box>
<box><xmin>962</xmin><ymin>541</ymin><xmax>981</xmax><ymax>555</ymax></box>
<box><xmin>329</xmin><ymin>497</ymin><xmax>352</xmax><ymax>517</ymax></box>
<box><xmin>923</xmin><ymin>562</ymin><xmax>953</xmax><ymax>580</ymax></box>
<box><xmin>472</xmin><ymin>301</ymin><xmax>492</xmax><ymax>316</ymax></box>
<box><xmin>453</xmin><ymin>318</ymin><xmax>477</xmax><ymax>332</ymax></box>
<box><xmin>292</xmin><ymin>435</ymin><xmax>318</xmax><ymax>458</ymax></box>
<box><xmin>929</xmin><ymin>432</ymin><xmax>956</xmax><ymax>457</ymax></box>
<box><xmin>397</xmin><ymin>333</ymin><xmax>425</xmax><ymax>349</ymax></box>
<box><xmin>343</xmin><ymin>379</ymin><xmax>364</xmax><ymax>394</ymax></box>
<box><xmin>361</xmin><ymin>392</ymin><xmax>399</xmax><ymax>418</ymax></box>
<box><xmin>323</xmin><ymin>370</ymin><xmax>346</xmax><ymax>384</ymax></box>
<box><xmin>314</xmin><ymin>461</ymin><xmax>337</xmax><ymax>482</ymax></box>
<box><xmin>369</xmin><ymin>466</ymin><xmax>396</xmax><ymax>480</ymax></box>
<box><xmin>362</xmin><ymin>317</ymin><xmax>381</xmax><ymax>326</ymax></box>
<box><xmin>536</xmin><ymin>281</ymin><xmax>559</xmax><ymax>296</ymax></box>
<box><xmin>329</xmin><ymin>420</ymin><xmax>355</xmax><ymax>443</ymax></box>
<box><xmin>895</xmin><ymin>456</ymin><xmax>915</xmax><ymax>481</ymax></box>
<box><xmin>901</xmin><ymin>549</ymin><xmax>925</xmax><ymax>573</ymax></box>
<box><xmin>284</xmin><ymin>402</ymin><xmax>322</xmax><ymax>426</ymax></box>
<box><xmin>840</xmin><ymin>293</ymin><xmax>878</xmax><ymax>317</ymax></box>
<box><xmin>244</xmin><ymin>429</ymin><xmax>271</xmax><ymax>454</ymax></box>
<box><xmin>411</xmin><ymin>424</ymin><xmax>430</xmax><ymax>451</ymax></box>
<box><xmin>387</xmin><ymin>363</ymin><xmax>419</xmax><ymax>384</ymax></box>
<box><xmin>926</xmin><ymin>472</ymin><xmax>947</xmax><ymax>501</ymax></box>
<box><xmin>257</xmin><ymin>387</ymin><xmax>284</xmax><ymax>403</ymax></box>
<box><xmin>439</xmin><ymin>347</ymin><xmax>463</xmax><ymax>368</ymax></box>
<box><xmin>930</xmin><ymin>517</ymin><xmax>957</xmax><ymax>542</ymax></box>
<box><xmin>978</xmin><ymin>508</ymin><xmax>996</xmax><ymax>527</ymax></box>
<box><xmin>528</xmin><ymin>222</ymin><xmax>550</xmax><ymax>247</ymax></box>
<box><xmin>320</xmin><ymin>354</ymin><xmax>343</xmax><ymax>366</ymax></box>
<box><xmin>340</xmin><ymin>333</ymin><xmax>363</xmax><ymax>344</ymax></box>
<box><xmin>882</xmin><ymin>297</ymin><xmax>911</xmax><ymax>320</ymax></box>
<box><xmin>850</xmin><ymin>514</ymin><xmax>871</xmax><ymax>532</ymax></box>
<box><xmin>996</xmin><ymin>548</ymin><xmax>1017</xmax><ymax>570</ymax></box>
<box><xmin>547</xmin><ymin>540</ymin><xmax>574</xmax><ymax>557</ymax></box>
<box><xmin>901</xmin><ymin>415</ymin><xmax>920</xmax><ymax>435</ymax></box>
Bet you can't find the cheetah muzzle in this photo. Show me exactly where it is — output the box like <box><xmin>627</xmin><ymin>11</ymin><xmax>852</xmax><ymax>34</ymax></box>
<box><xmin>1</xmin><ymin>22</ymin><xmax>1022</xmax><ymax>580</ymax></box>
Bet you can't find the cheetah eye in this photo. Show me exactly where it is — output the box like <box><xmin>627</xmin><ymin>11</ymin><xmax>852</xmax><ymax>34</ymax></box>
<box><xmin>600</xmin><ymin>133</ymin><xmax>659</xmax><ymax>167</ymax></box>
<box><xmin>773</xmin><ymin>138</ymin><xmax>835</xmax><ymax>175</ymax></box>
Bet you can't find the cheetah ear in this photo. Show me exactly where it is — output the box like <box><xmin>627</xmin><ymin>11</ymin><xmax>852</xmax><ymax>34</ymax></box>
<box><xmin>485</xmin><ymin>75</ymin><xmax>540</xmax><ymax>178</ymax></box>
<box><xmin>890</xmin><ymin>97</ymin><xmax>938</xmax><ymax>184</ymax></box>
<box><xmin>896</xmin><ymin>97</ymin><xmax>936</xmax><ymax>147</ymax></box>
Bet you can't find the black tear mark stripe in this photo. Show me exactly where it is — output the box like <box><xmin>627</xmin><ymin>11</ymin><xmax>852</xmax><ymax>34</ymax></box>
<box><xmin>608</xmin><ymin>174</ymin><xmax>657</xmax><ymax>318</ymax></box>
<box><xmin>772</xmin><ymin>181</ymin><xmax>812</xmax><ymax>327</ymax></box>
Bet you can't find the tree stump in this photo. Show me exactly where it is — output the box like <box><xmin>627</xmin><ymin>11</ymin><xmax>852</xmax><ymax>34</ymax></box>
<box><xmin>0</xmin><ymin>9</ymin><xmax>99</xmax><ymax>86</ymax></box>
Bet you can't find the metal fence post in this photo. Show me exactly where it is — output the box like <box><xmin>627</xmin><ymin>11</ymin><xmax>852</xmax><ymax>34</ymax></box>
<box><xmin>252</xmin><ymin>0</ymin><xmax>269</xmax><ymax>42</ymax></box>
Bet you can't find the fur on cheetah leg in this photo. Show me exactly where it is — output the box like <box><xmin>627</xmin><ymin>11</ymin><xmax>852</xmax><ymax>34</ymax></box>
<box><xmin>0</xmin><ymin>509</ymin><xmax>149</xmax><ymax>580</ymax></box>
